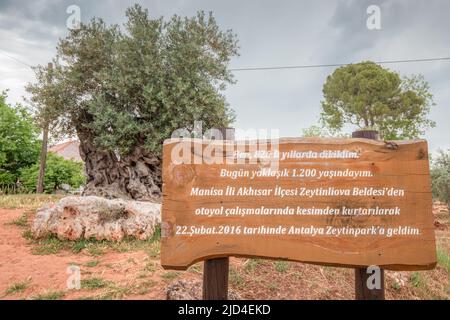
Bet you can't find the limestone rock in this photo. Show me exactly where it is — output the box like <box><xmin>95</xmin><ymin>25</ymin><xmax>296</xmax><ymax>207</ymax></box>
<box><xmin>32</xmin><ymin>196</ymin><xmax>161</xmax><ymax>241</ymax></box>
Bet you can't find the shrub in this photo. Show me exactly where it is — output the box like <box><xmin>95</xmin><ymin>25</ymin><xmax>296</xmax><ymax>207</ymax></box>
<box><xmin>19</xmin><ymin>152</ymin><xmax>85</xmax><ymax>193</ymax></box>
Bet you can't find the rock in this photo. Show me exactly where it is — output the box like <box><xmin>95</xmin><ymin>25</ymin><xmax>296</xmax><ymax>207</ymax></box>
<box><xmin>433</xmin><ymin>201</ymin><xmax>449</xmax><ymax>214</ymax></box>
<box><xmin>166</xmin><ymin>279</ymin><xmax>241</xmax><ymax>300</ymax></box>
<box><xmin>31</xmin><ymin>196</ymin><xmax>161</xmax><ymax>241</ymax></box>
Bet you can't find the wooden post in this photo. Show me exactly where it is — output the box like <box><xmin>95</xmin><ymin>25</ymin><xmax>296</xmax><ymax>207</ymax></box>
<box><xmin>352</xmin><ymin>129</ymin><xmax>385</xmax><ymax>300</ymax></box>
<box><xmin>36</xmin><ymin>62</ymin><xmax>53</xmax><ymax>194</ymax></box>
<box><xmin>202</xmin><ymin>127</ymin><xmax>234</xmax><ymax>300</ymax></box>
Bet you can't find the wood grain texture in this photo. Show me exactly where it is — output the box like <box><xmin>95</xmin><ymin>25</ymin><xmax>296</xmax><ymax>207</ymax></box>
<box><xmin>161</xmin><ymin>138</ymin><xmax>436</xmax><ymax>271</ymax></box>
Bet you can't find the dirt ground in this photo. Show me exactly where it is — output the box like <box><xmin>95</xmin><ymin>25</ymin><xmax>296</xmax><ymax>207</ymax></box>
<box><xmin>0</xmin><ymin>196</ymin><xmax>448</xmax><ymax>300</ymax></box>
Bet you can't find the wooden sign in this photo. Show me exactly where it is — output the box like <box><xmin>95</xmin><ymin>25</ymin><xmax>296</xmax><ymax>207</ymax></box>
<box><xmin>161</xmin><ymin>137</ymin><xmax>436</xmax><ymax>271</ymax></box>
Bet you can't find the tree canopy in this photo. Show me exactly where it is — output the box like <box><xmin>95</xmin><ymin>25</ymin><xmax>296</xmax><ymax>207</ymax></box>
<box><xmin>26</xmin><ymin>5</ymin><xmax>239</xmax><ymax>200</ymax></box>
<box><xmin>27</xmin><ymin>4</ymin><xmax>238</xmax><ymax>156</ymax></box>
<box><xmin>320</xmin><ymin>61</ymin><xmax>435</xmax><ymax>139</ymax></box>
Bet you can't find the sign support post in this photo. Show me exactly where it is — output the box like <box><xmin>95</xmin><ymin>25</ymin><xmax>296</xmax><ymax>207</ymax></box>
<box><xmin>352</xmin><ymin>129</ymin><xmax>385</xmax><ymax>300</ymax></box>
<box><xmin>202</xmin><ymin>127</ymin><xmax>234</xmax><ymax>300</ymax></box>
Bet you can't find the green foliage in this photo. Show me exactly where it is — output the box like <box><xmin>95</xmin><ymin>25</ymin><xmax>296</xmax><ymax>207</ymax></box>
<box><xmin>5</xmin><ymin>281</ymin><xmax>30</xmax><ymax>295</ymax></box>
<box><xmin>320</xmin><ymin>61</ymin><xmax>435</xmax><ymax>139</ymax></box>
<box><xmin>30</xmin><ymin>291</ymin><xmax>65</xmax><ymax>300</ymax></box>
<box><xmin>301</xmin><ymin>125</ymin><xmax>328</xmax><ymax>137</ymax></box>
<box><xmin>301</xmin><ymin>124</ymin><xmax>351</xmax><ymax>138</ymax></box>
<box><xmin>430</xmin><ymin>149</ymin><xmax>450</xmax><ymax>204</ymax></box>
<box><xmin>0</xmin><ymin>91</ymin><xmax>40</xmax><ymax>184</ymax></box>
<box><xmin>81</xmin><ymin>278</ymin><xmax>112</xmax><ymax>290</ymax></box>
<box><xmin>26</xmin><ymin>4</ymin><xmax>238</xmax><ymax>157</ymax></box>
<box><xmin>19</xmin><ymin>152</ymin><xmax>85</xmax><ymax>193</ymax></box>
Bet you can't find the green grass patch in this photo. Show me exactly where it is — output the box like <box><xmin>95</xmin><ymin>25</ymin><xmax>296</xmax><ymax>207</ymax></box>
<box><xmin>31</xmin><ymin>236</ymin><xmax>66</xmax><ymax>255</ymax></box>
<box><xmin>436</xmin><ymin>247</ymin><xmax>450</xmax><ymax>272</ymax></box>
<box><xmin>410</xmin><ymin>272</ymin><xmax>425</xmax><ymax>288</ymax></box>
<box><xmin>5</xmin><ymin>281</ymin><xmax>29</xmax><ymax>295</ymax></box>
<box><xmin>7</xmin><ymin>214</ymin><xmax>28</xmax><ymax>227</ymax></box>
<box><xmin>135</xmin><ymin>280</ymin><xmax>157</xmax><ymax>295</ymax></box>
<box><xmin>93</xmin><ymin>283</ymin><xmax>132</xmax><ymax>300</ymax></box>
<box><xmin>244</xmin><ymin>259</ymin><xmax>263</xmax><ymax>272</ymax></box>
<box><xmin>144</xmin><ymin>261</ymin><xmax>156</xmax><ymax>273</ymax></box>
<box><xmin>229</xmin><ymin>268</ymin><xmax>245</xmax><ymax>287</ymax></box>
<box><xmin>147</xmin><ymin>241</ymin><xmax>161</xmax><ymax>258</ymax></box>
<box><xmin>187</xmin><ymin>263</ymin><xmax>202</xmax><ymax>274</ymax></box>
<box><xmin>267</xmin><ymin>282</ymin><xmax>278</xmax><ymax>292</ymax></box>
<box><xmin>161</xmin><ymin>271</ymin><xmax>180</xmax><ymax>280</ymax></box>
<box><xmin>22</xmin><ymin>229</ymin><xmax>33</xmax><ymax>240</ymax></box>
<box><xmin>84</xmin><ymin>260</ymin><xmax>100</xmax><ymax>268</ymax></box>
<box><xmin>274</xmin><ymin>261</ymin><xmax>290</xmax><ymax>273</ymax></box>
<box><xmin>391</xmin><ymin>281</ymin><xmax>401</xmax><ymax>292</ymax></box>
<box><xmin>30</xmin><ymin>290</ymin><xmax>65</xmax><ymax>300</ymax></box>
<box><xmin>81</xmin><ymin>278</ymin><xmax>112</xmax><ymax>290</ymax></box>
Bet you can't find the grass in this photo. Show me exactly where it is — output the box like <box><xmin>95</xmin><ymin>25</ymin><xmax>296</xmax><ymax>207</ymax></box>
<box><xmin>30</xmin><ymin>290</ymin><xmax>65</xmax><ymax>300</ymax></box>
<box><xmin>78</xmin><ymin>278</ymin><xmax>158</xmax><ymax>300</ymax></box>
<box><xmin>391</xmin><ymin>281</ymin><xmax>401</xmax><ymax>292</ymax></box>
<box><xmin>31</xmin><ymin>235</ymin><xmax>66</xmax><ymax>255</ymax></box>
<box><xmin>5</xmin><ymin>281</ymin><xmax>30</xmax><ymax>295</ymax></box>
<box><xmin>81</xmin><ymin>278</ymin><xmax>112</xmax><ymax>290</ymax></box>
<box><xmin>274</xmin><ymin>261</ymin><xmax>290</xmax><ymax>273</ymax></box>
<box><xmin>244</xmin><ymin>259</ymin><xmax>263</xmax><ymax>272</ymax></box>
<box><xmin>144</xmin><ymin>261</ymin><xmax>156</xmax><ymax>273</ymax></box>
<box><xmin>267</xmin><ymin>282</ymin><xmax>278</xmax><ymax>292</ymax></box>
<box><xmin>436</xmin><ymin>246</ymin><xmax>450</xmax><ymax>272</ymax></box>
<box><xmin>161</xmin><ymin>271</ymin><xmax>180</xmax><ymax>280</ymax></box>
<box><xmin>84</xmin><ymin>260</ymin><xmax>100</xmax><ymax>268</ymax></box>
<box><xmin>229</xmin><ymin>267</ymin><xmax>245</xmax><ymax>287</ymax></box>
<box><xmin>134</xmin><ymin>280</ymin><xmax>157</xmax><ymax>295</ymax></box>
<box><xmin>0</xmin><ymin>194</ymin><xmax>63</xmax><ymax>209</ymax></box>
<box><xmin>188</xmin><ymin>263</ymin><xmax>202</xmax><ymax>274</ymax></box>
<box><xmin>7</xmin><ymin>213</ymin><xmax>29</xmax><ymax>227</ymax></box>
<box><xmin>410</xmin><ymin>272</ymin><xmax>425</xmax><ymax>288</ymax></box>
<box><xmin>147</xmin><ymin>241</ymin><xmax>161</xmax><ymax>258</ymax></box>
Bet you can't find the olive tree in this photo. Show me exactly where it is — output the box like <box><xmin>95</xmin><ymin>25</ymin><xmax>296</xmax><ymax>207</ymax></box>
<box><xmin>27</xmin><ymin>5</ymin><xmax>238</xmax><ymax>200</ymax></box>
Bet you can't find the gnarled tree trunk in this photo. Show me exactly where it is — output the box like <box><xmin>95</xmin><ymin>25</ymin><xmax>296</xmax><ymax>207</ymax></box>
<box><xmin>77</xmin><ymin>129</ymin><xmax>162</xmax><ymax>202</ymax></box>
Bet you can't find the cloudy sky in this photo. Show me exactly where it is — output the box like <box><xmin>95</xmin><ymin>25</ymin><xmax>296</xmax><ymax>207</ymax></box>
<box><xmin>1</xmin><ymin>0</ymin><xmax>449</xmax><ymax>152</ymax></box>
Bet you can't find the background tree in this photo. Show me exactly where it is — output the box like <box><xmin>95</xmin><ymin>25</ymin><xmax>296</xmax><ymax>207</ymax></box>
<box><xmin>301</xmin><ymin>124</ymin><xmax>352</xmax><ymax>138</ymax></box>
<box><xmin>430</xmin><ymin>149</ymin><xmax>450</xmax><ymax>205</ymax></box>
<box><xmin>301</xmin><ymin>125</ymin><xmax>329</xmax><ymax>138</ymax></box>
<box><xmin>0</xmin><ymin>91</ymin><xmax>40</xmax><ymax>185</ymax></box>
<box><xmin>26</xmin><ymin>5</ymin><xmax>238</xmax><ymax>201</ymax></box>
<box><xmin>320</xmin><ymin>61</ymin><xmax>435</xmax><ymax>139</ymax></box>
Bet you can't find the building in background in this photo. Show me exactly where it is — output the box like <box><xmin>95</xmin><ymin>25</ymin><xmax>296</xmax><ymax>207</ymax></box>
<box><xmin>48</xmin><ymin>140</ymin><xmax>82</xmax><ymax>162</ymax></box>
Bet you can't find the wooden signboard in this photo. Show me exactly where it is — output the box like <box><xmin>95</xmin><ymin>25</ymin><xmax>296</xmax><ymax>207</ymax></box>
<box><xmin>161</xmin><ymin>137</ymin><xmax>436</xmax><ymax>271</ymax></box>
